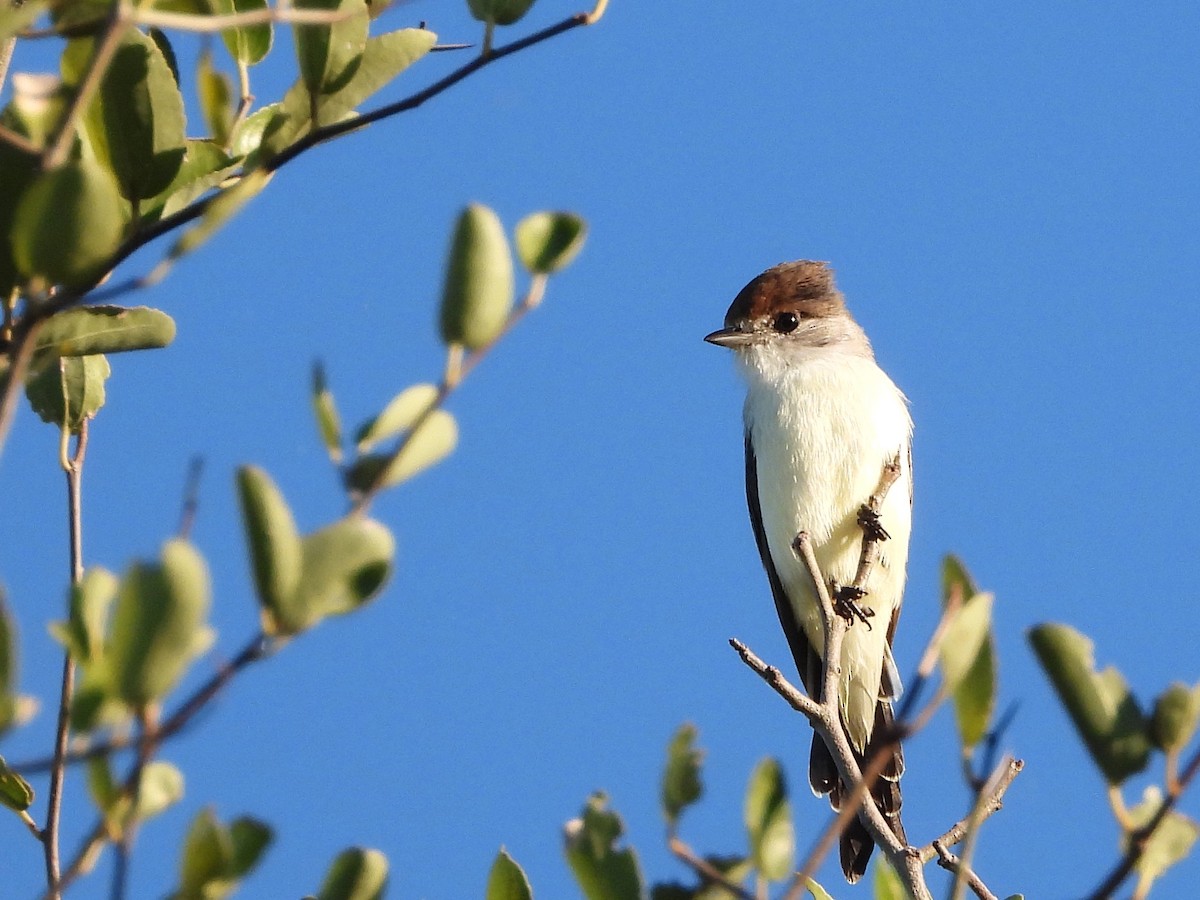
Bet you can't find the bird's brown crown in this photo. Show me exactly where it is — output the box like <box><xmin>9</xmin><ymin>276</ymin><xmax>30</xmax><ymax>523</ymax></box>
<box><xmin>724</xmin><ymin>260</ymin><xmax>846</xmax><ymax>328</ymax></box>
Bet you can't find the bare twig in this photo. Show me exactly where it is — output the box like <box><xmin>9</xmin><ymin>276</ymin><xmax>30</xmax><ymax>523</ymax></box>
<box><xmin>41</xmin><ymin>421</ymin><xmax>89</xmax><ymax>898</ymax></box>
<box><xmin>918</xmin><ymin>757</ymin><xmax>1024</xmax><ymax>862</ymax></box>
<box><xmin>0</xmin><ymin>316</ymin><xmax>43</xmax><ymax>464</ymax></box>
<box><xmin>933</xmin><ymin>843</ymin><xmax>999</xmax><ymax>900</ymax></box>
<box><xmin>1085</xmin><ymin>740</ymin><xmax>1200</xmax><ymax>899</ymax></box>
<box><xmin>728</xmin><ymin>638</ymin><xmax>821</xmax><ymax>722</ymax></box>
<box><xmin>176</xmin><ymin>456</ymin><xmax>204</xmax><ymax>539</ymax></box>
<box><xmin>667</xmin><ymin>835</ymin><xmax>755</xmax><ymax>900</ymax></box>
<box><xmin>111</xmin><ymin>706</ymin><xmax>157</xmax><ymax>900</ymax></box>
<box><xmin>133</xmin><ymin>4</ymin><xmax>371</xmax><ymax>31</ymax></box>
<box><xmin>0</xmin><ymin>121</ymin><xmax>39</xmax><ymax>155</ymax></box>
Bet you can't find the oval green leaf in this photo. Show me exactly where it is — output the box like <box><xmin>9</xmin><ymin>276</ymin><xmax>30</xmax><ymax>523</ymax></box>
<box><xmin>229</xmin><ymin>817</ymin><xmax>274</xmax><ymax>878</ymax></box>
<box><xmin>563</xmin><ymin>793</ymin><xmax>644</xmax><ymax>900</ymax></box>
<box><xmin>217</xmin><ymin>0</ymin><xmax>273</xmax><ymax>65</ymax></box>
<box><xmin>515</xmin><ymin>211</ymin><xmax>588</xmax><ymax>275</ymax></box>
<box><xmin>295</xmin><ymin>0</ymin><xmax>369</xmax><ymax>99</ymax></box>
<box><xmin>661</xmin><ymin>723</ymin><xmax>703</xmax><ymax>827</ymax></box>
<box><xmin>179</xmin><ymin>807</ymin><xmax>234</xmax><ymax>893</ymax></box>
<box><xmin>317</xmin><ymin>847</ymin><xmax>389</xmax><ymax>900</ymax></box>
<box><xmin>939</xmin><ymin>591</ymin><xmax>993</xmax><ymax>693</ymax></box>
<box><xmin>12</xmin><ymin>158</ymin><xmax>124</xmax><ymax>287</ymax></box>
<box><xmin>743</xmin><ymin>758</ymin><xmax>794</xmax><ymax>882</ymax></box>
<box><xmin>311</xmin><ymin>27</ymin><xmax>437</xmax><ymax>125</ymax></box>
<box><xmin>1151</xmin><ymin>682</ymin><xmax>1200</xmax><ymax>753</ymax></box>
<box><xmin>440</xmin><ymin>203</ymin><xmax>515</xmax><ymax>350</ymax></box>
<box><xmin>486</xmin><ymin>849</ymin><xmax>533</xmax><ymax>900</ymax></box>
<box><xmin>236</xmin><ymin>466</ymin><xmax>303</xmax><ymax>636</ymax></box>
<box><xmin>354</xmin><ymin>383</ymin><xmax>439</xmax><ymax>452</ymax></box>
<box><xmin>312</xmin><ymin>361</ymin><xmax>344</xmax><ymax>464</ymax></box>
<box><xmin>34</xmin><ymin>306</ymin><xmax>176</xmax><ymax>359</ymax></box>
<box><xmin>0</xmin><ymin>754</ymin><xmax>34</xmax><ymax>812</ymax></box>
<box><xmin>292</xmin><ymin>517</ymin><xmax>395</xmax><ymax>627</ymax></box>
<box><xmin>25</xmin><ymin>354</ymin><xmax>111</xmax><ymax>433</ymax></box>
<box><xmin>467</xmin><ymin>0</ymin><xmax>537</xmax><ymax>26</ymax></box>
<box><xmin>134</xmin><ymin>760</ymin><xmax>184</xmax><ymax>820</ymax></box>
<box><xmin>107</xmin><ymin>540</ymin><xmax>213</xmax><ymax>706</ymax></box>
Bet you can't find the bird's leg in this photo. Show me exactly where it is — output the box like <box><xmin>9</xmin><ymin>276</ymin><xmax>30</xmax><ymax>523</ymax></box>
<box><xmin>830</xmin><ymin>579</ymin><xmax>875</xmax><ymax>630</ymax></box>
<box><xmin>857</xmin><ymin>503</ymin><xmax>891</xmax><ymax>542</ymax></box>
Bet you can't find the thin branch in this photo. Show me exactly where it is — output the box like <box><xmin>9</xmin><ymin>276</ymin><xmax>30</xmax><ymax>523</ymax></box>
<box><xmin>728</xmin><ymin>638</ymin><xmax>822</xmax><ymax>722</ymax></box>
<box><xmin>1085</xmin><ymin>739</ymin><xmax>1200</xmax><ymax>899</ymax></box>
<box><xmin>41</xmin><ymin>421</ymin><xmax>89</xmax><ymax>898</ymax></box>
<box><xmin>348</xmin><ymin>276</ymin><xmax>547</xmax><ymax>515</ymax></box>
<box><xmin>133</xmin><ymin>4</ymin><xmax>371</xmax><ymax>31</ymax></box>
<box><xmin>111</xmin><ymin>706</ymin><xmax>157</xmax><ymax>900</ymax></box>
<box><xmin>0</xmin><ymin>34</ymin><xmax>14</xmax><ymax>97</ymax></box>
<box><xmin>667</xmin><ymin>835</ymin><xmax>754</xmax><ymax>900</ymax></box>
<box><xmin>176</xmin><ymin>455</ymin><xmax>204</xmax><ymax>539</ymax></box>
<box><xmin>918</xmin><ymin>757</ymin><xmax>1024</xmax><ymax>862</ymax></box>
<box><xmin>45</xmin><ymin>817</ymin><xmax>108</xmax><ymax>899</ymax></box>
<box><xmin>933</xmin><ymin>843</ymin><xmax>999</xmax><ymax>900</ymax></box>
<box><xmin>0</xmin><ymin>121</ymin><xmax>40</xmax><ymax>155</ymax></box>
<box><xmin>0</xmin><ymin>315</ymin><xmax>43</xmax><ymax>464</ymax></box>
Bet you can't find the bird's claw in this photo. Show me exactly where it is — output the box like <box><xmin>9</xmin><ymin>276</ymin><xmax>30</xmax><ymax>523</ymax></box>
<box><xmin>832</xmin><ymin>583</ymin><xmax>874</xmax><ymax>630</ymax></box>
<box><xmin>857</xmin><ymin>504</ymin><xmax>890</xmax><ymax>541</ymax></box>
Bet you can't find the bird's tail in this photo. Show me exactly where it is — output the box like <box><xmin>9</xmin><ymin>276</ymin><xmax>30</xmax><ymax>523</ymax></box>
<box><xmin>808</xmin><ymin>700</ymin><xmax>905</xmax><ymax>883</ymax></box>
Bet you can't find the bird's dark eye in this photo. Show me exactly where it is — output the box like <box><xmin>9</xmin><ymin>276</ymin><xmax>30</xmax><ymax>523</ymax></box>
<box><xmin>772</xmin><ymin>311</ymin><xmax>800</xmax><ymax>334</ymax></box>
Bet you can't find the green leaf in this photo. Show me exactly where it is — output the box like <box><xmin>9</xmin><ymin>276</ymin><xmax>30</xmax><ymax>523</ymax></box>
<box><xmin>236</xmin><ymin>466</ymin><xmax>303</xmax><ymax>637</ymax></box>
<box><xmin>942</xmin><ymin>554</ymin><xmax>978</xmax><ymax>604</ymax></box>
<box><xmin>0</xmin><ymin>0</ymin><xmax>47</xmax><ymax>44</ymax></box>
<box><xmin>4</xmin><ymin>72</ymin><xmax>71</xmax><ymax>149</ymax></box>
<box><xmin>345</xmin><ymin>410</ymin><xmax>458</xmax><ymax>492</ymax></box>
<box><xmin>295</xmin><ymin>0</ymin><xmax>369</xmax><ymax>99</ymax></box>
<box><xmin>0</xmin><ymin>104</ymin><xmax>40</xmax><ymax>296</ymax></box>
<box><xmin>1126</xmin><ymin>786</ymin><xmax>1200</xmax><ymax>895</ymax></box>
<box><xmin>228</xmin><ymin>817</ymin><xmax>274</xmax><ymax>878</ymax></box>
<box><xmin>872</xmin><ymin>857</ymin><xmax>904</xmax><ymax>900</ymax></box>
<box><xmin>354</xmin><ymin>383</ymin><xmax>439</xmax><ymax>452</ymax></box>
<box><xmin>805</xmin><ymin>876</ymin><xmax>835</xmax><ymax>900</ymax></box>
<box><xmin>145</xmin><ymin>139</ymin><xmax>238</xmax><ymax>224</ymax></box>
<box><xmin>179</xmin><ymin>807</ymin><xmax>235</xmax><ymax>894</ymax></box>
<box><xmin>515</xmin><ymin>211</ymin><xmax>588</xmax><ymax>274</ymax></box>
<box><xmin>661</xmin><ymin>723</ymin><xmax>703</xmax><ymax>827</ymax></box>
<box><xmin>317</xmin><ymin>847</ymin><xmax>389</xmax><ymax>900</ymax></box>
<box><xmin>743</xmin><ymin>757</ymin><xmax>794</xmax><ymax>882</ymax></box>
<box><xmin>1028</xmin><ymin>623</ymin><xmax>1152</xmax><ymax>784</ymax></box>
<box><xmin>155</xmin><ymin>169</ymin><xmax>272</xmax><ymax>279</ymax></box>
<box><xmin>0</xmin><ymin>754</ymin><xmax>34</xmax><ymax>811</ymax></box>
<box><xmin>217</xmin><ymin>0</ymin><xmax>273</xmax><ymax>65</ymax></box>
<box><xmin>306</xmin><ymin>27</ymin><xmax>436</xmax><ymax>126</ymax></box>
<box><xmin>77</xmin><ymin>29</ymin><xmax>188</xmax><ymax>200</ymax></box>
<box><xmin>33</xmin><ymin>306</ymin><xmax>176</xmax><ymax>359</ymax></box>
<box><xmin>939</xmin><ymin>591</ymin><xmax>993</xmax><ymax>693</ymax></box>
<box><xmin>107</xmin><ymin>540</ymin><xmax>214</xmax><ymax>706</ymax></box>
<box><xmin>440</xmin><ymin>203</ymin><xmax>515</xmax><ymax>350</ymax></box>
<box><xmin>1151</xmin><ymin>682</ymin><xmax>1200</xmax><ymax>753</ymax></box>
<box><xmin>564</xmin><ymin>793</ymin><xmax>645</xmax><ymax>900</ymax></box>
<box><xmin>135</xmin><ymin>760</ymin><xmax>185</xmax><ymax>820</ymax></box>
<box><xmin>11</xmin><ymin>158</ymin><xmax>124</xmax><ymax>287</ymax></box>
<box><xmin>467</xmin><ymin>0</ymin><xmax>537</xmax><ymax>27</ymax></box>
<box><xmin>198</xmin><ymin>50</ymin><xmax>234</xmax><ymax>146</ymax></box>
<box><xmin>25</xmin><ymin>355</ymin><xmax>111</xmax><ymax>432</ymax></box>
<box><xmin>487</xmin><ymin>848</ymin><xmax>533</xmax><ymax>900</ymax></box>
<box><xmin>0</xmin><ymin>589</ymin><xmax>37</xmax><ymax>737</ymax></box>
<box><xmin>86</xmin><ymin>756</ymin><xmax>121</xmax><ymax>817</ymax></box>
<box><xmin>230</xmin><ymin>104</ymin><xmax>283</xmax><ymax>159</ymax></box>
<box><xmin>940</xmin><ymin>556</ymin><xmax>996</xmax><ymax>749</ymax></box>
<box><xmin>311</xmin><ymin>361</ymin><xmax>344</xmax><ymax>464</ymax></box>
<box><xmin>50</xmin><ymin>566</ymin><xmax>119</xmax><ymax>664</ymax></box>
<box><xmin>292</xmin><ymin>517</ymin><xmax>394</xmax><ymax>625</ymax></box>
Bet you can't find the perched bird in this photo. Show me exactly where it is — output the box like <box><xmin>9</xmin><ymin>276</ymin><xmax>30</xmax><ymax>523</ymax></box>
<box><xmin>705</xmin><ymin>260</ymin><xmax>912</xmax><ymax>881</ymax></box>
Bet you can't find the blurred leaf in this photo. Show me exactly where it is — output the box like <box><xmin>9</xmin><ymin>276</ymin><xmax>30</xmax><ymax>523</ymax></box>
<box><xmin>0</xmin><ymin>0</ymin><xmax>47</xmax><ymax>43</ymax></box>
<box><xmin>295</xmin><ymin>0</ymin><xmax>369</xmax><ymax>99</ymax></box>
<box><xmin>4</xmin><ymin>72</ymin><xmax>70</xmax><ymax>148</ymax></box>
<box><xmin>467</xmin><ymin>0</ymin><xmax>537</xmax><ymax>26</ymax></box>
<box><xmin>515</xmin><ymin>211</ymin><xmax>588</xmax><ymax>274</ymax></box>
<box><xmin>1126</xmin><ymin>786</ymin><xmax>1200</xmax><ymax>896</ymax></box>
<box><xmin>308</xmin><ymin>27</ymin><xmax>436</xmax><ymax>126</ymax></box>
<box><xmin>157</xmin><ymin>169</ymin><xmax>272</xmax><ymax>276</ymax></box>
<box><xmin>345</xmin><ymin>410</ymin><xmax>458</xmax><ymax>492</ymax></box>
<box><xmin>198</xmin><ymin>50</ymin><xmax>234</xmax><ymax>146</ymax></box>
<box><xmin>0</xmin><ymin>589</ymin><xmax>36</xmax><ymax>737</ymax></box>
<box><xmin>33</xmin><ymin>306</ymin><xmax>176</xmax><ymax>359</ymax></box>
<box><xmin>317</xmin><ymin>847</ymin><xmax>389</xmax><ymax>900</ymax></box>
<box><xmin>1150</xmin><ymin>682</ymin><xmax>1200</xmax><ymax>753</ymax></box>
<box><xmin>86</xmin><ymin>756</ymin><xmax>121</xmax><ymax>818</ymax></box>
<box><xmin>178</xmin><ymin>807</ymin><xmax>234</xmax><ymax>895</ymax></box>
<box><xmin>49</xmin><ymin>566</ymin><xmax>118</xmax><ymax>664</ymax></box>
<box><xmin>487</xmin><ymin>848</ymin><xmax>533</xmax><ymax>900</ymax></box>
<box><xmin>312</xmin><ymin>361</ymin><xmax>344</xmax><ymax>463</ymax></box>
<box><xmin>939</xmin><ymin>592</ymin><xmax>992</xmax><ymax>692</ymax></box>
<box><xmin>0</xmin><ymin>105</ymin><xmax>40</xmax><ymax>296</ymax></box>
<box><xmin>649</xmin><ymin>886</ymin><xmax>691</xmax><ymax>900</ymax></box>
<box><xmin>145</xmin><ymin>140</ymin><xmax>238</xmax><ymax>224</ymax></box>
<box><xmin>217</xmin><ymin>0</ymin><xmax>273</xmax><ymax>65</ymax></box>
<box><xmin>0</xmin><ymin>754</ymin><xmax>33</xmax><ymax>811</ymax></box>
<box><xmin>872</xmin><ymin>857</ymin><xmax>904</xmax><ymax>900</ymax></box>
<box><xmin>940</xmin><ymin>557</ymin><xmax>995</xmax><ymax>748</ymax></box>
<box><xmin>228</xmin><ymin>817</ymin><xmax>273</xmax><ymax>878</ymax></box>
<box><xmin>236</xmin><ymin>466</ymin><xmax>303</xmax><ymax>636</ymax></box>
<box><xmin>942</xmin><ymin>554</ymin><xmax>979</xmax><ymax>602</ymax></box>
<box><xmin>440</xmin><ymin>203</ymin><xmax>515</xmax><ymax>350</ymax></box>
<box><xmin>149</xmin><ymin>27</ymin><xmax>181</xmax><ymax>85</ymax></box>
<box><xmin>107</xmin><ymin>540</ymin><xmax>214</xmax><ymax>706</ymax></box>
<box><xmin>75</xmin><ymin>29</ymin><xmax>188</xmax><ymax>199</ymax></box>
<box><xmin>805</xmin><ymin>876</ymin><xmax>835</xmax><ymax>900</ymax></box>
<box><xmin>230</xmin><ymin>104</ymin><xmax>282</xmax><ymax>158</ymax></box>
<box><xmin>563</xmin><ymin>793</ymin><xmax>644</xmax><ymax>900</ymax></box>
<box><xmin>354</xmin><ymin>383</ymin><xmax>438</xmax><ymax>452</ymax></box>
<box><xmin>135</xmin><ymin>760</ymin><xmax>185</xmax><ymax>820</ymax></box>
<box><xmin>661</xmin><ymin>723</ymin><xmax>703</xmax><ymax>827</ymax></box>
<box><xmin>292</xmin><ymin>517</ymin><xmax>394</xmax><ymax>625</ymax></box>
<box><xmin>11</xmin><ymin>158</ymin><xmax>124</xmax><ymax>287</ymax></box>
<box><xmin>743</xmin><ymin>758</ymin><xmax>794</xmax><ymax>882</ymax></box>
<box><xmin>1028</xmin><ymin>623</ymin><xmax>1151</xmax><ymax>784</ymax></box>
<box><xmin>25</xmin><ymin>355</ymin><xmax>111</xmax><ymax>432</ymax></box>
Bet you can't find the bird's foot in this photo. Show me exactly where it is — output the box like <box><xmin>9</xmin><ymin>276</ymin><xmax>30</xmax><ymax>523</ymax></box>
<box><xmin>832</xmin><ymin>583</ymin><xmax>874</xmax><ymax>629</ymax></box>
<box><xmin>857</xmin><ymin>504</ymin><xmax>890</xmax><ymax>542</ymax></box>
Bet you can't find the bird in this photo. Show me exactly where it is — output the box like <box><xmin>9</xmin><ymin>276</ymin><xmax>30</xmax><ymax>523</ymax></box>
<box><xmin>705</xmin><ymin>259</ymin><xmax>912</xmax><ymax>881</ymax></box>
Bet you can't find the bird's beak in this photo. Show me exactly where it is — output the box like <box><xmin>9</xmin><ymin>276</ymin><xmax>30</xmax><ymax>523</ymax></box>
<box><xmin>704</xmin><ymin>327</ymin><xmax>754</xmax><ymax>348</ymax></box>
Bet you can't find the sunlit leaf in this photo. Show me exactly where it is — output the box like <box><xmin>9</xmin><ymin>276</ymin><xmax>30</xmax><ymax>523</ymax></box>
<box><xmin>198</xmin><ymin>50</ymin><xmax>235</xmax><ymax>146</ymax></box>
<box><xmin>293</xmin><ymin>517</ymin><xmax>394</xmax><ymax>623</ymax></box>
<box><xmin>1028</xmin><ymin>623</ymin><xmax>1151</xmax><ymax>784</ymax></box>
<box><xmin>345</xmin><ymin>410</ymin><xmax>458</xmax><ymax>492</ymax></box>
<box><xmin>940</xmin><ymin>592</ymin><xmax>992</xmax><ymax>693</ymax></box>
<box><xmin>1126</xmin><ymin>786</ymin><xmax>1200</xmax><ymax>896</ymax></box>
<box><xmin>33</xmin><ymin>307</ymin><xmax>176</xmax><ymax>359</ymax></box>
<box><xmin>317</xmin><ymin>847</ymin><xmax>389</xmax><ymax>900</ymax></box>
<box><xmin>295</xmin><ymin>0</ymin><xmax>369</xmax><ymax>99</ymax></box>
<box><xmin>873</xmin><ymin>857</ymin><xmax>904</xmax><ymax>900</ymax></box>
<box><xmin>661</xmin><ymin>723</ymin><xmax>703</xmax><ymax>827</ymax></box>
<box><xmin>1150</xmin><ymin>682</ymin><xmax>1200</xmax><ymax>753</ymax></box>
<box><xmin>178</xmin><ymin>807</ymin><xmax>234</xmax><ymax>894</ymax></box>
<box><xmin>236</xmin><ymin>465</ymin><xmax>303</xmax><ymax>636</ymax></box>
<box><xmin>941</xmin><ymin>556</ymin><xmax>996</xmax><ymax>749</ymax></box>
<box><xmin>563</xmin><ymin>793</ymin><xmax>644</xmax><ymax>900</ymax></box>
<box><xmin>25</xmin><ymin>355</ymin><xmax>111</xmax><ymax>433</ymax></box>
<box><xmin>0</xmin><ymin>754</ymin><xmax>33</xmax><ymax>811</ymax></box>
<box><xmin>135</xmin><ymin>760</ymin><xmax>185</xmax><ymax>820</ymax></box>
<box><xmin>229</xmin><ymin>817</ymin><xmax>274</xmax><ymax>878</ymax></box>
<box><xmin>440</xmin><ymin>203</ymin><xmax>515</xmax><ymax>350</ymax></box>
<box><xmin>49</xmin><ymin>566</ymin><xmax>118</xmax><ymax>665</ymax></box>
<box><xmin>307</xmin><ymin>27</ymin><xmax>436</xmax><ymax>125</ymax></box>
<box><xmin>744</xmin><ymin>758</ymin><xmax>794</xmax><ymax>882</ymax></box>
<box><xmin>0</xmin><ymin>590</ymin><xmax>36</xmax><ymax>735</ymax></box>
<box><xmin>486</xmin><ymin>848</ymin><xmax>533</xmax><ymax>900</ymax></box>
<box><xmin>311</xmin><ymin>362</ymin><xmax>344</xmax><ymax>464</ymax></box>
<box><xmin>467</xmin><ymin>0</ymin><xmax>537</xmax><ymax>27</ymax></box>
<box><xmin>515</xmin><ymin>211</ymin><xmax>587</xmax><ymax>274</ymax></box>
<box><xmin>354</xmin><ymin>383</ymin><xmax>439</xmax><ymax>452</ymax></box>
<box><xmin>217</xmin><ymin>0</ymin><xmax>273</xmax><ymax>65</ymax></box>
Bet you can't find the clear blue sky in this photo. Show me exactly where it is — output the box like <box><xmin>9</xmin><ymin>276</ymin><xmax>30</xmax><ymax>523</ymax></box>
<box><xmin>3</xmin><ymin>1</ymin><xmax>1200</xmax><ymax>897</ymax></box>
